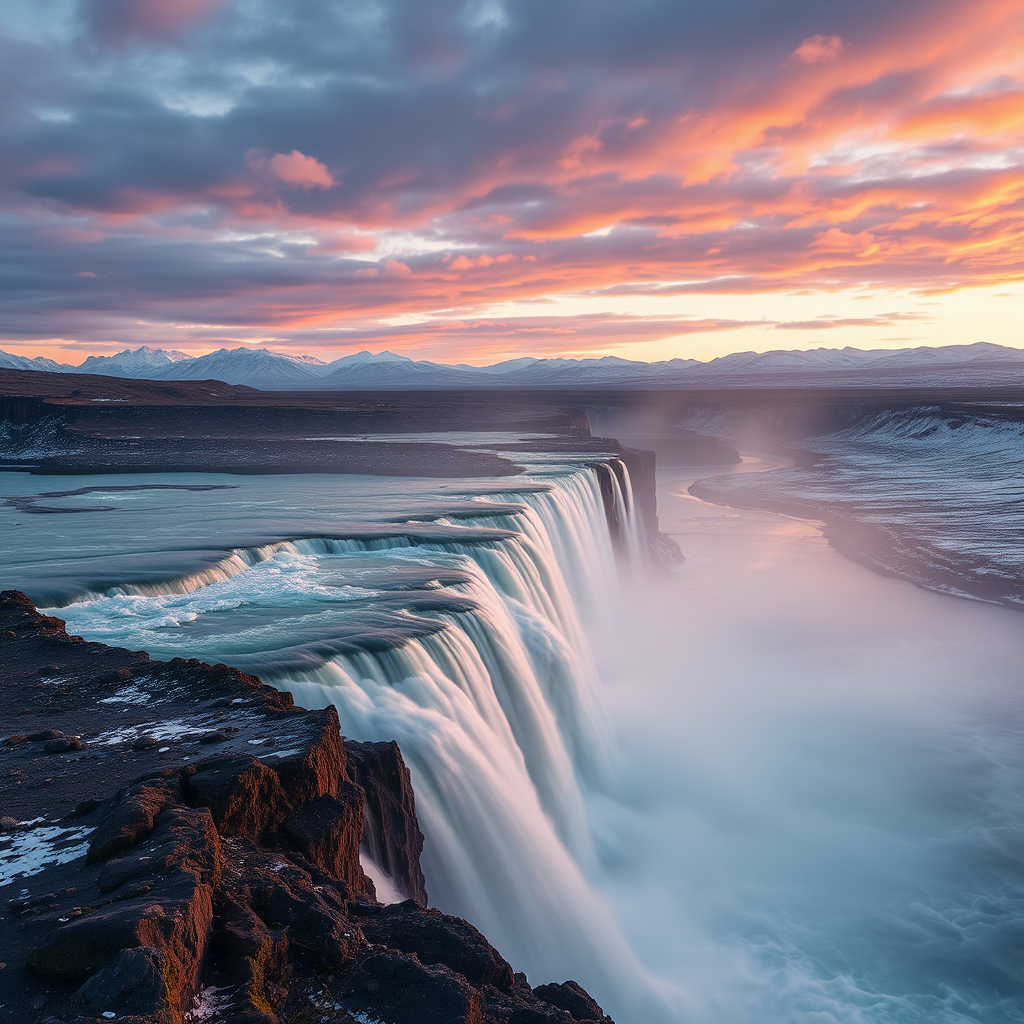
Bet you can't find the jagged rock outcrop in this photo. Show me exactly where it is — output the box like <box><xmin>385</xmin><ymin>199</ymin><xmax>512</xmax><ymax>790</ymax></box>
<box><xmin>534</xmin><ymin>981</ymin><xmax>614</xmax><ymax>1022</ymax></box>
<box><xmin>344</xmin><ymin>738</ymin><xmax>428</xmax><ymax>906</ymax></box>
<box><xmin>0</xmin><ymin>592</ymin><xmax>615</xmax><ymax>1024</ymax></box>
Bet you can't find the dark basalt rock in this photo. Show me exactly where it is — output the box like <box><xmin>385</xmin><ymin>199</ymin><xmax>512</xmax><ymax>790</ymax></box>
<box><xmin>26</xmin><ymin>873</ymin><xmax>213</xmax><ymax>991</ymax></box>
<box><xmin>28</xmin><ymin>729</ymin><xmax>66</xmax><ymax>741</ymax></box>
<box><xmin>360</xmin><ymin>900</ymin><xmax>516</xmax><ymax>993</ymax></box>
<box><xmin>270</xmin><ymin>704</ymin><xmax>348</xmax><ymax>807</ymax></box>
<box><xmin>96</xmin><ymin>805</ymin><xmax>223</xmax><ymax>893</ymax></box>
<box><xmin>198</xmin><ymin>728</ymin><xmax>231</xmax><ymax>744</ymax></box>
<box><xmin>213</xmin><ymin>896</ymin><xmax>290</xmax><ymax>1019</ymax></box>
<box><xmin>534</xmin><ymin>980</ymin><xmax>614</xmax><ymax>1022</ymax></box>
<box><xmin>345</xmin><ymin>738</ymin><xmax>428</xmax><ymax>906</ymax></box>
<box><xmin>1</xmin><ymin>592</ymin><xmax>615</xmax><ymax>1024</ymax></box>
<box><xmin>44</xmin><ymin>735</ymin><xmax>85</xmax><ymax>753</ymax></box>
<box><xmin>188</xmin><ymin>754</ymin><xmax>289</xmax><ymax>840</ymax></box>
<box><xmin>278</xmin><ymin>786</ymin><xmax>371</xmax><ymax>897</ymax></box>
<box><xmin>335</xmin><ymin>948</ymin><xmax>485</xmax><ymax>1024</ymax></box>
<box><xmin>77</xmin><ymin>945</ymin><xmax>172</xmax><ymax>1016</ymax></box>
<box><xmin>86</xmin><ymin>772</ymin><xmax>188</xmax><ymax>864</ymax></box>
<box><xmin>226</xmin><ymin>844</ymin><xmax>363</xmax><ymax>973</ymax></box>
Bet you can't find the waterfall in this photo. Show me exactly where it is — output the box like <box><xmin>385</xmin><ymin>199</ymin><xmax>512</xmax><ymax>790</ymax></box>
<box><xmin>276</xmin><ymin>467</ymin><xmax>662</xmax><ymax>1014</ymax></box>
<box><xmin>50</xmin><ymin>464</ymin><xmax>668</xmax><ymax>1019</ymax></box>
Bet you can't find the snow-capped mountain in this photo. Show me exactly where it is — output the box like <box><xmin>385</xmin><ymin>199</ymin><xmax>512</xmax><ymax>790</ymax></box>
<box><xmin>1</xmin><ymin>342</ymin><xmax>1022</xmax><ymax>389</ymax></box>
<box><xmin>317</xmin><ymin>350</ymin><xmax>482</xmax><ymax>388</ymax></box>
<box><xmin>143</xmin><ymin>346</ymin><xmax>326</xmax><ymax>387</ymax></box>
<box><xmin>77</xmin><ymin>346</ymin><xmax>194</xmax><ymax>378</ymax></box>
<box><xmin>680</xmin><ymin>343</ymin><xmax>1024</xmax><ymax>385</ymax></box>
<box><xmin>484</xmin><ymin>355</ymin><xmax>702</xmax><ymax>386</ymax></box>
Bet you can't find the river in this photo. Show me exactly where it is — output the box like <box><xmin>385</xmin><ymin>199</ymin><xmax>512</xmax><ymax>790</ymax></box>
<box><xmin>1</xmin><ymin>447</ymin><xmax>1021</xmax><ymax>1023</ymax></box>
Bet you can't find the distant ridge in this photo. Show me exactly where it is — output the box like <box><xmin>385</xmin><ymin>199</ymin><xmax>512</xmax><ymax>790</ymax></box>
<box><xmin>0</xmin><ymin>350</ymin><xmax>76</xmax><ymax>374</ymax></box>
<box><xmin>1</xmin><ymin>342</ymin><xmax>1023</xmax><ymax>390</ymax></box>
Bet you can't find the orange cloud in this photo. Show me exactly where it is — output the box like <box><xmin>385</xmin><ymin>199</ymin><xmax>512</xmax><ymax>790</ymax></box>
<box><xmin>892</xmin><ymin>88</ymin><xmax>1024</xmax><ymax>139</ymax></box>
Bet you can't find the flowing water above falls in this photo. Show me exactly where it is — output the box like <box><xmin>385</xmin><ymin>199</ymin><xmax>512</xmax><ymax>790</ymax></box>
<box><xmin>2</xmin><ymin>441</ymin><xmax>1023</xmax><ymax>1023</ymax></box>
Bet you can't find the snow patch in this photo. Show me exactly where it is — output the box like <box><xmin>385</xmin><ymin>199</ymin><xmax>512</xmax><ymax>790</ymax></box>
<box><xmin>91</xmin><ymin>718</ymin><xmax>213</xmax><ymax>746</ymax></box>
<box><xmin>349</xmin><ymin>1012</ymin><xmax>388</xmax><ymax>1024</ymax></box>
<box><xmin>185</xmin><ymin>984</ymin><xmax>236</xmax><ymax>1021</ymax></box>
<box><xmin>0</xmin><ymin>823</ymin><xmax>94</xmax><ymax>886</ymax></box>
<box><xmin>99</xmin><ymin>683</ymin><xmax>152</xmax><ymax>705</ymax></box>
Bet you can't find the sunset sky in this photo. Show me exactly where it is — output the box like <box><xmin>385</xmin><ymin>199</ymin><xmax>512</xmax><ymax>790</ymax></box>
<box><xmin>2</xmin><ymin>0</ymin><xmax>1023</xmax><ymax>365</ymax></box>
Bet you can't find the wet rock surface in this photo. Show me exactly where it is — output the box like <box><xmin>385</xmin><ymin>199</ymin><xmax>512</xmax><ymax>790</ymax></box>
<box><xmin>1</xmin><ymin>592</ymin><xmax>614</xmax><ymax>1024</ymax></box>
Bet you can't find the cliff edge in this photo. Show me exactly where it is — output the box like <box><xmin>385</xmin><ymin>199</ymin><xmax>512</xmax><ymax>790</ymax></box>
<box><xmin>0</xmin><ymin>591</ymin><xmax>613</xmax><ymax>1024</ymax></box>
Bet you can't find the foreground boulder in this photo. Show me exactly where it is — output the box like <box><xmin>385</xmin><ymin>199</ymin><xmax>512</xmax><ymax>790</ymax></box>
<box><xmin>358</xmin><ymin>900</ymin><xmax>516</xmax><ymax>992</ymax></box>
<box><xmin>77</xmin><ymin>946</ymin><xmax>172</xmax><ymax>1017</ymax></box>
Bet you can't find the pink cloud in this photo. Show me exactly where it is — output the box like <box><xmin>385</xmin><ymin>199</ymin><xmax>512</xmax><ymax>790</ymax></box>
<box><xmin>265</xmin><ymin>151</ymin><xmax>336</xmax><ymax>190</ymax></box>
<box><xmin>791</xmin><ymin>34</ymin><xmax>845</xmax><ymax>64</ymax></box>
<box><xmin>287</xmin><ymin>313</ymin><xmax>767</xmax><ymax>361</ymax></box>
<box><xmin>559</xmin><ymin>135</ymin><xmax>603</xmax><ymax>170</ymax></box>
<box><xmin>448</xmin><ymin>253</ymin><xmax>515</xmax><ymax>271</ymax></box>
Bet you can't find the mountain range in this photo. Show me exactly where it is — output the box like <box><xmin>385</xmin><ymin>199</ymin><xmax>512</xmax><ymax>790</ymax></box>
<box><xmin>2</xmin><ymin>342</ymin><xmax>1023</xmax><ymax>390</ymax></box>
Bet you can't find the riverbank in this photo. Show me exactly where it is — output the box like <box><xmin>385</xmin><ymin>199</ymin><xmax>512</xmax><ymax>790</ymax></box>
<box><xmin>682</xmin><ymin>404</ymin><xmax>1024</xmax><ymax>609</ymax></box>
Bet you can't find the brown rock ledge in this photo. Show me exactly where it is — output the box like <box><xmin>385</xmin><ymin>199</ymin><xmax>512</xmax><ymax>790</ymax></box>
<box><xmin>0</xmin><ymin>591</ymin><xmax>613</xmax><ymax>1024</ymax></box>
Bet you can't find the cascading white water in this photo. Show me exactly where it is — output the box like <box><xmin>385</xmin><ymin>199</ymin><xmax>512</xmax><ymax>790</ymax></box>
<box><xmin>607</xmin><ymin>460</ymin><xmax>651</xmax><ymax>575</ymax></box>
<box><xmin>269</xmin><ymin>470</ymin><xmax>658</xmax><ymax>1010</ymax></box>
<box><xmin>48</xmin><ymin>464</ymin><xmax>669</xmax><ymax>1020</ymax></box>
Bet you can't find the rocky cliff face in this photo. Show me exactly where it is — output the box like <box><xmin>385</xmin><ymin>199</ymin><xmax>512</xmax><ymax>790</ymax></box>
<box><xmin>0</xmin><ymin>591</ymin><xmax>613</xmax><ymax>1024</ymax></box>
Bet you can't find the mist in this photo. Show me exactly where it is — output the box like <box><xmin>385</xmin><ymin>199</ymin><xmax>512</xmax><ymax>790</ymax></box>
<box><xmin>586</xmin><ymin>469</ymin><xmax>1024</xmax><ymax>1022</ymax></box>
